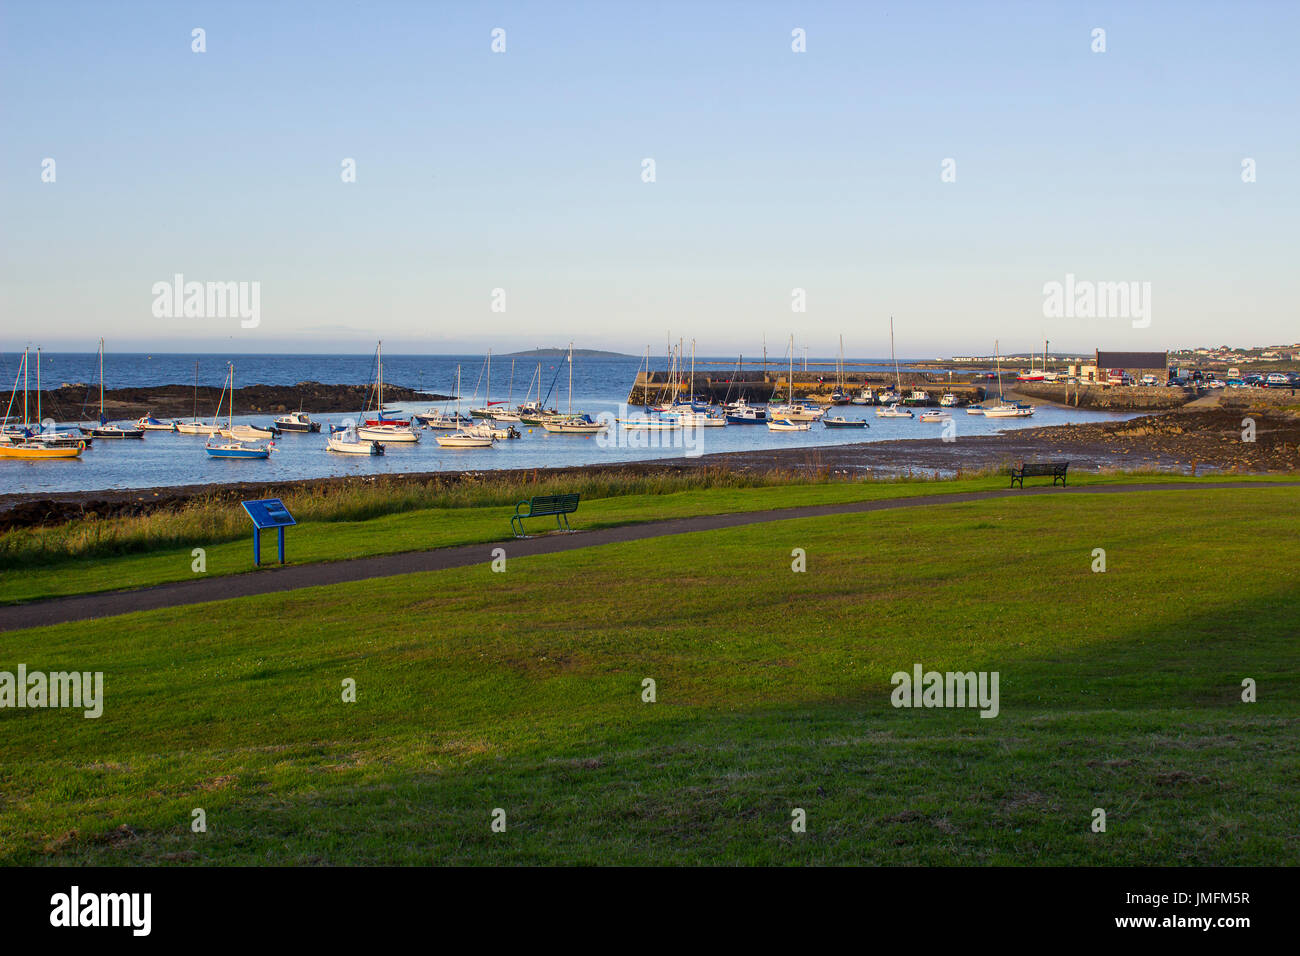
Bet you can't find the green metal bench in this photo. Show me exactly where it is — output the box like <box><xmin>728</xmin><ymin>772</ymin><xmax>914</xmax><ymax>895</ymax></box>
<box><xmin>1010</xmin><ymin>460</ymin><xmax>1069</xmax><ymax>488</ymax></box>
<box><xmin>511</xmin><ymin>493</ymin><xmax>581</xmax><ymax>537</ymax></box>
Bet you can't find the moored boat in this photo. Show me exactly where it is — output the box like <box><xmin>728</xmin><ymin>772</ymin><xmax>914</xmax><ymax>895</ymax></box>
<box><xmin>0</xmin><ymin>440</ymin><xmax>85</xmax><ymax>460</ymax></box>
<box><xmin>134</xmin><ymin>415</ymin><xmax>177</xmax><ymax>431</ymax></box>
<box><xmin>821</xmin><ymin>414</ymin><xmax>868</xmax><ymax>428</ymax></box>
<box><xmin>724</xmin><ymin>399</ymin><xmax>768</xmax><ymax>424</ymax></box>
<box><xmin>326</xmin><ymin>424</ymin><xmax>383</xmax><ymax>455</ymax></box>
<box><xmin>875</xmin><ymin>403</ymin><xmax>913</xmax><ymax>418</ymax></box>
<box><xmin>274</xmin><ymin>411</ymin><xmax>320</xmax><ymax>432</ymax></box>
<box><xmin>357</xmin><ymin>342</ymin><xmax>419</xmax><ymax>442</ymax></box>
<box><xmin>767</xmin><ymin>418</ymin><xmax>811</xmax><ymax>431</ymax></box>
<box><xmin>205</xmin><ymin>438</ymin><xmax>271</xmax><ymax>459</ymax></box>
<box><xmin>541</xmin><ymin>344</ymin><xmax>606</xmax><ymax>433</ymax></box>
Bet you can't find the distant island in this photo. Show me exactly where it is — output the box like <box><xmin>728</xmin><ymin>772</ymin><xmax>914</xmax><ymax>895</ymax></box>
<box><xmin>501</xmin><ymin>347</ymin><xmax>635</xmax><ymax>359</ymax></box>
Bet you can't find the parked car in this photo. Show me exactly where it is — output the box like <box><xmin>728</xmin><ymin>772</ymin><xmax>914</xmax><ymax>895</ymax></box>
<box><xmin>1208</xmin><ymin>378</ymin><xmax>1227</xmax><ymax>388</ymax></box>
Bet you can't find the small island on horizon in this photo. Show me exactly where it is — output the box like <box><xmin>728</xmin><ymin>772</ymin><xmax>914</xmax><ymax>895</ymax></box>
<box><xmin>501</xmin><ymin>347</ymin><xmax>636</xmax><ymax>359</ymax></box>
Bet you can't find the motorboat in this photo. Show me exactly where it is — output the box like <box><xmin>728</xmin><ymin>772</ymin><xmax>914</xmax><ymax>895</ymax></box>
<box><xmin>939</xmin><ymin>393</ymin><xmax>959</xmax><ymax>407</ymax></box>
<box><xmin>918</xmin><ymin>409</ymin><xmax>952</xmax><ymax>422</ymax></box>
<box><xmin>724</xmin><ymin>399</ymin><xmax>768</xmax><ymax>424</ymax></box>
<box><xmin>326</xmin><ymin>424</ymin><xmax>383</xmax><ymax>455</ymax></box>
<box><xmin>767</xmin><ymin>418</ymin><xmax>811</xmax><ymax>431</ymax></box>
<box><xmin>875</xmin><ymin>403</ymin><xmax>913</xmax><ymax>418</ymax></box>
<box><xmin>134</xmin><ymin>415</ymin><xmax>177</xmax><ymax>431</ymax></box>
<box><xmin>274</xmin><ymin>411</ymin><xmax>320</xmax><ymax>432</ymax></box>
<box><xmin>821</xmin><ymin>415</ymin><xmax>868</xmax><ymax>428</ymax></box>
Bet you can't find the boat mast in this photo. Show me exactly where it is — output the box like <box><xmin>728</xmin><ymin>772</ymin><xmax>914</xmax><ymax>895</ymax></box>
<box><xmin>486</xmin><ymin>348</ymin><xmax>491</xmax><ymax>408</ymax></box>
<box><xmin>567</xmin><ymin>342</ymin><xmax>574</xmax><ymax>415</ymax></box>
<box><xmin>507</xmin><ymin>358</ymin><xmax>514</xmax><ymax>406</ymax></box>
<box><xmin>789</xmin><ymin>333</ymin><xmax>794</xmax><ymax>404</ymax></box>
<box><xmin>690</xmin><ymin>339</ymin><xmax>695</xmax><ymax>405</ymax></box>
<box><xmin>891</xmin><ymin>317</ymin><xmax>901</xmax><ymax>392</ymax></box>
<box><xmin>99</xmin><ymin>338</ymin><xmax>105</xmax><ymax>423</ymax></box>
<box><xmin>995</xmin><ymin>340</ymin><xmax>1004</xmax><ymax>402</ymax></box>
<box><xmin>35</xmin><ymin>348</ymin><xmax>41</xmax><ymax>427</ymax></box>
<box><xmin>377</xmin><ymin>341</ymin><xmax>383</xmax><ymax>415</ymax></box>
<box><xmin>193</xmin><ymin>360</ymin><xmax>200</xmax><ymax>419</ymax></box>
<box><xmin>23</xmin><ymin>347</ymin><xmax>29</xmax><ymax>427</ymax></box>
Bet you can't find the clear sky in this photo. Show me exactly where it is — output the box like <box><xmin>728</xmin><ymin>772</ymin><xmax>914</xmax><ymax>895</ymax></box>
<box><xmin>2</xmin><ymin>0</ymin><xmax>1296</xmax><ymax>357</ymax></box>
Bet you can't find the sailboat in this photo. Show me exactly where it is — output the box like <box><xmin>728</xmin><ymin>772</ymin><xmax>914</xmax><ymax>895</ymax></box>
<box><xmin>830</xmin><ymin>336</ymin><xmax>848</xmax><ymax>404</ymax></box>
<box><xmin>983</xmin><ymin>340</ymin><xmax>1036</xmax><ymax>418</ymax></box>
<box><xmin>0</xmin><ymin>349</ymin><xmax>86</xmax><ymax>459</ymax></box>
<box><xmin>768</xmin><ymin>336</ymin><xmax>823</xmax><ymax>422</ymax></box>
<box><xmin>436</xmin><ymin>365</ymin><xmax>494</xmax><ymax>447</ymax></box>
<box><xmin>876</xmin><ymin>318</ymin><xmax>914</xmax><ymax>418</ymax></box>
<box><xmin>177</xmin><ymin>361</ymin><xmax>223</xmax><ymax>434</ymax></box>
<box><xmin>88</xmin><ymin>339</ymin><xmax>144</xmax><ymax>438</ymax></box>
<box><xmin>356</xmin><ymin>342</ymin><xmax>419</xmax><ymax>442</ymax></box>
<box><xmin>490</xmin><ymin>359</ymin><xmax>522</xmax><ymax>421</ymax></box>
<box><xmin>205</xmin><ymin>365</ymin><xmax>273</xmax><ymax>458</ymax></box>
<box><xmin>542</xmin><ymin>344</ymin><xmax>607</xmax><ymax>433</ymax></box>
<box><xmin>768</xmin><ymin>338</ymin><xmax>812</xmax><ymax>431</ymax></box>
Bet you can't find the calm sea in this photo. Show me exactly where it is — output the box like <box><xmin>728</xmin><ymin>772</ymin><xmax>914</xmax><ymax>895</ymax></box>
<box><xmin>1</xmin><ymin>352</ymin><xmax>1125</xmax><ymax>495</ymax></box>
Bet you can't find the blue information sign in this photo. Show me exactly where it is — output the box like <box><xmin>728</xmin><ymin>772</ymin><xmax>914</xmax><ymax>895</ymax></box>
<box><xmin>241</xmin><ymin>498</ymin><xmax>296</xmax><ymax>565</ymax></box>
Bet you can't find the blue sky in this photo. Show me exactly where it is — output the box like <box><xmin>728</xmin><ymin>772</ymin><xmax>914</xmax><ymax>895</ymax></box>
<box><xmin>2</xmin><ymin>0</ymin><xmax>1296</xmax><ymax>356</ymax></box>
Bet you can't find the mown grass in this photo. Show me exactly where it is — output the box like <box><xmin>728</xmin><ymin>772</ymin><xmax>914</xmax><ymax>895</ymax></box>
<box><xmin>2</xmin><ymin>471</ymin><xmax>1290</xmax><ymax>605</ymax></box>
<box><xmin>1</xmin><ymin>486</ymin><xmax>1296</xmax><ymax>865</ymax></box>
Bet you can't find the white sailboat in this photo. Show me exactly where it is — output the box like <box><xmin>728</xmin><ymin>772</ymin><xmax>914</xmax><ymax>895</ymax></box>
<box><xmin>875</xmin><ymin>318</ymin><xmax>915</xmax><ymax>417</ymax></box>
<box><xmin>356</xmin><ymin>342</ymin><xmax>419</xmax><ymax>442</ymax></box>
<box><xmin>983</xmin><ymin>340</ymin><xmax>1036</xmax><ymax>418</ymax></box>
<box><xmin>436</xmin><ymin>365</ymin><xmax>494</xmax><ymax>447</ymax></box>
<box><xmin>768</xmin><ymin>337</ymin><xmax>812</xmax><ymax>431</ymax></box>
<box><xmin>542</xmin><ymin>344</ymin><xmax>607</xmax><ymax>433</ymax></box>
<box><xmin>177</xmin><ymin>361</ymin><xmax>223</xmax><ymax>434</ymax></box>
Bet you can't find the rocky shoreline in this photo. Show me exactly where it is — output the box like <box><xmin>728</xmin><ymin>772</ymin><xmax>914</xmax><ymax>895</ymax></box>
<box><xmin>27</xmin><ymin>381</ymin><xmax>447</xmax><ymax>421</ymax></box>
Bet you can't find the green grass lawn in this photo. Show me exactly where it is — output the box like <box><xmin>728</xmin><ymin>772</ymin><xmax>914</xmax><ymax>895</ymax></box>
<box><xmin>2</xmin><ymin>472</ymin><xmax>1290</xmax><ymax>605</ymax></box>
<box><xmin>2</xmin><ymin>485</ymin><xmax>1297</xmax><ymax>865</ymax></box>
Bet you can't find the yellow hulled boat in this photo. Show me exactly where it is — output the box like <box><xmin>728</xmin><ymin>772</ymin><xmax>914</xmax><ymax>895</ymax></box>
<box><xmin>0</xmin><ymin>441</ymin><xmax>85</xmax><ymax>460</ymax></box>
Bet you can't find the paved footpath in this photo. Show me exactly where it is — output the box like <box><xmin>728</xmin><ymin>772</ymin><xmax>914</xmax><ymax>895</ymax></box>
<box><xmin>2</xmin><ymin>481</ymin><xmax>1294</xmax><ymax>632</ymax></box>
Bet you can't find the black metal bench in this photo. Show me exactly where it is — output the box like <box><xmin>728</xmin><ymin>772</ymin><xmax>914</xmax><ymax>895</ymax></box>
<box><xmin>1010</xmin><ymin>460</ymin><xmax>1069</xmax><ymax>488</ymax></box>
<box><xmin>511</xmin><ymin>493</ymin><xmax>581</xmax><ymax>537</ymax></box>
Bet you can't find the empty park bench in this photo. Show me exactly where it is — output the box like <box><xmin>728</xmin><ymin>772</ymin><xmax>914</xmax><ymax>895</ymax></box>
<box><xmin>1010</xmin><ymin>460</ymin><xmax>1070</xmax><ymax>488</ymax></box>
<box><xmin>511</xmin><ymin>493</ymin><xmax>581</xmax><ymax>537</ymax></box>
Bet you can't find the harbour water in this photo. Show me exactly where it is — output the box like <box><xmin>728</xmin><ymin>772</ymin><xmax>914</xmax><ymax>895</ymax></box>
<box><xmin>1</xmin><ymin>353</ymin><xmax>1133</xmax><ymax>494</ymax></box>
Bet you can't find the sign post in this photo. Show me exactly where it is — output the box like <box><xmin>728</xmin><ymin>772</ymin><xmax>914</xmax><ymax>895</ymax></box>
<box><xmin>241</xmin><ymin>498</ymin><xmax>297</xmax><ymax>566</ymax></box>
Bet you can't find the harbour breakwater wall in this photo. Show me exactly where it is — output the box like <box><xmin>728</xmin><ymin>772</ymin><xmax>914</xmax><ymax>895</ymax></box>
<box><xmin>1010</xmin><ymin>383</ymin><xmax>1199</xmax><ymax>410</ymax></box>
<box><xmin>627</xmin><ymin>371</ymin><xmax>988</xmax><ymax>405</ymax></box>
